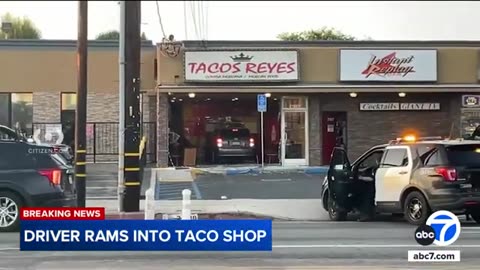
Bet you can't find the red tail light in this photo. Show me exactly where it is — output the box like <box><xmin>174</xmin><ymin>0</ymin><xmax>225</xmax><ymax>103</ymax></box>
<box><xmin>434</xmin><ymin>167</ymin><xmax>457</xmax><ymax>182</ymax></box>
<box><xmin>216</xmin><ymin>138</ymin><xmax>223</xmax><ymax>148</ymax></box>
<box><xmin>249</xmin><ymin>138</ymin><xmax>255</xmax><ymax>147</ymax></box>
<box><xmin>38</xmin><ymin>169</ymin><xmax>62</xmax><ymax>185</ymax></box>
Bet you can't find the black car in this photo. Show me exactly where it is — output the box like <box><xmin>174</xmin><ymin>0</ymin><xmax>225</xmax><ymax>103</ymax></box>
<box><xmin>207</xmin><ymin>123</ymin><xmax>256</xmax><ymax>163</ymax></box>
<box><xmin>0</xmin><ymin>125</ymin><xmax>74</xmax><ymax>164</ymax></box>
<box><xmin>321</xmin><ymin>136</ymin><xmax>480</xmax><ymax>225</ymax></box>
<box><xmin>0</xmin><ymin>140</ymin><xmax>76</xmax><ymax>232</ymax></box>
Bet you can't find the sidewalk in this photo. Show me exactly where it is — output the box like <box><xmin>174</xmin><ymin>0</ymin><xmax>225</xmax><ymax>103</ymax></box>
<box><xmin>88</xmin><ymin>198</ymin><xmax>328</xmax><ymax>221</ymax></box>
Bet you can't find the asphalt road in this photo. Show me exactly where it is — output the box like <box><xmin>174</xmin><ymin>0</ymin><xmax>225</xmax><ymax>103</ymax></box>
<box><xmin>85</xmin><ymin>164</ymin><xmax>322</xmax><ymax>200</ymax></box>
<box><xmin>1</xmin><ymin>221</ymin><xmax>480</xmax><ymax>269</ymax></box>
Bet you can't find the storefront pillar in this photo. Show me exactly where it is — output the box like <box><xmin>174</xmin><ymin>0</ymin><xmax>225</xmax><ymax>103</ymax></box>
<box><xmin>156</xmin><ymin>91</ymin><xmax>169</xmax><ymax>167</ymax></box>
<box><xmin>308</xmin><ymin>96</ymin><xmax>321</xmax><ymax>166</ymax></box>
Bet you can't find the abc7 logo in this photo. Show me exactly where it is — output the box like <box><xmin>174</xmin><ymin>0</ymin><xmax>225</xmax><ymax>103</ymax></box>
<box><xmin>414</xmin><ymin>210</ymin><xmax>461</xmax><ymax>246</ymax></box>
<box><xmin>415</xmin><ymin>225</ymin><xmax>436</xmax><ymax>246</ymax></box>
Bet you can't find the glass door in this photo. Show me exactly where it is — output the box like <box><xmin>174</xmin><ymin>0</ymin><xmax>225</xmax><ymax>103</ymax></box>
<box><xmin>281</xmin><ymin>97</ymin><xmax>308</xmax><ymax>166</ymax></box>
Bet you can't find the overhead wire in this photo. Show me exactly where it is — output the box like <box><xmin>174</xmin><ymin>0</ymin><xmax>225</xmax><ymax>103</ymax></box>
<box><xmin>204</xmin><ymin>1</ymin><xmax>209</xmax><ymax>39</ymax></box>
<box><xmin>198</xmin><ymin>1</ymin><xmax>204</xmax><ymax>40</ymax></box>
<box><xmin>155</xmin><ymin>0</ymin><xmax>167</xmax><ymax>39</ymax></box>
<box><xmin>183</xmin><ymin>1</ymin><xmax>188</xmax><ymax>39</ymax></box>
<box><xmin>189</xmin><ymin>1</ymin><xmax>200</xmax><ymax>39</ymax></box>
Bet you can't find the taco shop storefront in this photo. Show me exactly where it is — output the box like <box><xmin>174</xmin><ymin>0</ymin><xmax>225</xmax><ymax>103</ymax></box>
<box><xmin>155</xmin><ymin>41</ymin><xmax>480</xmax><ymax>167</ymax></box>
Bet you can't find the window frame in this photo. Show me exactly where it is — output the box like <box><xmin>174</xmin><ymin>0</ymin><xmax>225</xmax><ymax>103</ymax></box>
<box><xmin>0</xmin><ymin>93</ymin><xmax>33</xmax><ymax>135</ymax></box>
<box><xmin>60</xmin><ymin>92</ymin><xmax>77</xmax><ymax>111</ymax></box>
<box><xmin>380</xmin><ymin>147</ymin><xmax>409</xmax><ymax>168</ymax></box>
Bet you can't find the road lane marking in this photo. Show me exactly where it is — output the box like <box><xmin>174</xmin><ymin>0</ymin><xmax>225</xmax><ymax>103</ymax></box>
<box><xmin>261</xmin><ymin>178</ymin><xmax>292</xmax><ymax>182</ymax></box>
<box><xmin>272</xmin><ymin>244</ymin><xmax>480</xmax><ymax>248</ymax></box>
<box><xmin>0</xmin><ymin>247</ymin><xmax>18</xmax><ymax>251</ymax></box>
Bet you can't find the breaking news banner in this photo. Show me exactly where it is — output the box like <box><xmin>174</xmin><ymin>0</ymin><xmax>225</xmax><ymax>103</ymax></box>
<box><xmin>21</xmin><ymin>207</ymin><xmax>106</xmax><ymax>220</ymax></box>
<box><xmin>19</xmin><ymin>208</ymin><xmax>272</xmax><ymax>251</ymax></box>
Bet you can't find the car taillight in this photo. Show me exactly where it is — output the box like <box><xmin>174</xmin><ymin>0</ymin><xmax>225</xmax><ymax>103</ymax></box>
<box><xmin>38</xmin><ymin>169</ymin><xmax>62</xmax><ymax>185</ymax></box>
<box><xmin>216</xmin><ymin>138</ymin><xmax>223</xmax><ymax>148</ymax></box>
<box><xmin>434</xmin><ymin>167</ymin><xmax>457</xmax><ymax>182</ymax></box>
<box><xmin>249</xmin><ymin>138</ymin><xmax>255</xmax><ymax>147</ymax></box>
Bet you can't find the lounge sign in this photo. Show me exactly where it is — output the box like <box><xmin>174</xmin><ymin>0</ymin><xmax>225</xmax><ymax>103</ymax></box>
<box><xmin>360</xmin><ymin>103</ymin><xmax>440</xmax><ymax>111</ymax></box>
<box><xmin>340</xmin><ymin>50</ymin><xmax>437</xmax><ymax>82</ymax></box>
<box><xmin>184</xmin><ymin>50</ymin><xmax>299</xmax><ymax>82</ymax></box>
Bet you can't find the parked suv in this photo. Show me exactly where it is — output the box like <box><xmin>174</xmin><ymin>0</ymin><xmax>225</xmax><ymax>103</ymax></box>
<box><xmin>207</xmin><ymin>123</ymin><xmax>256</xmax><ymax>163</ymax></box>
<box><xmin>0</xmin><ymin>140</ymin><xmax>76</xmax><ymax>232</ymax></box>
<box><xmin>0</xmin><ymin>125</ymin><xmax>74</xmax><ymax>164</ymax></box>
<box><xmin>321</xmin><ymin>136</ymin><xmax>480</xmax><ymax>225</ymax></box>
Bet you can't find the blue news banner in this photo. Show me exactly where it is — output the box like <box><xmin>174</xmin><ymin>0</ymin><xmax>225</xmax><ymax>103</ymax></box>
<box><xmin>20</xmin><ymin>220</ymin><xmax>272</xmax><ymax>251</ymax></box>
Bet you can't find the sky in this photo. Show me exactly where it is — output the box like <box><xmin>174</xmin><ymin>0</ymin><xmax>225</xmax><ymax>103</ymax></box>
<box><xmin>1</xmin><ymin>1</ymin><xmax>480</xmax><ymax>42</ymax></box>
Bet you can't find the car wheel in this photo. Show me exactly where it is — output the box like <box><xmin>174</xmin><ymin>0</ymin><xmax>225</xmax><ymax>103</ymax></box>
<box><xmin>403</xmin><ymin>191</ymin><xmax>430</xmax><ymax>225</ymax></box>
<box><xmin>0</xmin><ymin>191</ymin><xmax>23</xmax><ymax>232</ymax></box>
<box><xmin>327</xmin><ymin>194</ymin><xmax>347</xmax><ymax>221</ymax></box>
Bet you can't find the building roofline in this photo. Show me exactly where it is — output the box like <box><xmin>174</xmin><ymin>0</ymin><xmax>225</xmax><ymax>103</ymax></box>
<box><xmin>0</xmin><ymin>39</ymin><xmax>155</xmax><ymax>49</ymax></box>
<box><xmin>179</xmin><ymin>40</ymin><xmax>480</xmax><ymax>48</ymax></box>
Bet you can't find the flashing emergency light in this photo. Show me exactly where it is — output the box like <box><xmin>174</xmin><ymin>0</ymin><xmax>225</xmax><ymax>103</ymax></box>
<box><xmin>403</xmin><ymin>135</ymin><xmax>416</xmax><ymax>142</ymax></box>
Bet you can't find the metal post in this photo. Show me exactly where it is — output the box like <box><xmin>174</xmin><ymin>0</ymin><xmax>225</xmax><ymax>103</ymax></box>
<box><xmin>118</xmin><ymin>0</ymin><xmax>126</xmax><ymax>212</ymax></box>
<box><xmin>261</xmin><ymin>111</ymin><xmax>264</xmax><ymax>168</ymax></box>
<box><xmin>75</xmin><ymin>0</ymin><xmax>88</xmax><ymax>207</ymax></box>
<box><xmin>181</xmin><ymin>189</ymin><xmax>191</xmax><ymax>220</ymax></box>
<box><xmin>121</xmin><ymin>0</ymin><xmax>142</xmax><ymax>212</ymax></box>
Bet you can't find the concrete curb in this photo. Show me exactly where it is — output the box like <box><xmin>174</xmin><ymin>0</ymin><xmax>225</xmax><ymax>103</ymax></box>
<box><xmin>192</xmin><ymin>166</ymin><xmax>328</xmax><ymax>176</ymax></box>
<box><xmin>89</xmin><ymin>199</ymin><xmax>329</xmax><ymax>221</ymax></box>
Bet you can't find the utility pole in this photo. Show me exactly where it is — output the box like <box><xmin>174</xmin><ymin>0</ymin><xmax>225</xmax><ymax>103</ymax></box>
<box><xmin>120</xmin><ymin>0</ymin><xmax>142</xmax><ymax>212</ymax></box>
<box><xmin>117</xmin><ymin>1</ymin><xmax>126</xmax><ymax>212</ymax></box>
<box><xmin>75</xmin><ymin>0</ymin><xmax>88</xmax><ymax>207</ymax></box>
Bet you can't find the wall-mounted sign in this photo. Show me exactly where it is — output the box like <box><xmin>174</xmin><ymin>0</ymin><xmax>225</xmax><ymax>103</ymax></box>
<box><xmin>340</xmin><ymin>50</ymin><xmax>437</xmax><ymax>82</ymax></box>
<box><xmin>184</xmin><ymin>50</ymin><xmax>299</xmax><ymax>82</ymax></box>
<box><xmin>462</xmin><ymin>95</ymin><xmax>480</xmax><ymax>107</ymax></box>
<box><xmin>360</xmin><ymin>103</ymin><xmax>440</xmax><ymax>111</ymax></box>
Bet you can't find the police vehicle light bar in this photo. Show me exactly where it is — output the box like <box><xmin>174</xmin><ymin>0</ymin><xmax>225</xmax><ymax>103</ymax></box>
<box><xmin>389</xmin><ymin>136</ymin><xmax>445</xmax><ymax>144</ymax></box>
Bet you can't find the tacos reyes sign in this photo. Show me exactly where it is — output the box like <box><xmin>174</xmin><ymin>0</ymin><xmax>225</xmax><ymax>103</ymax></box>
<box><xmin>340</xmin><ymin>50</ymin><xmax>437</xmax><ymax>82</ymax></box>
<box><xmin>184</xmin><ymin>50</ymin><xmax>299</xmax><ymax>82</ymax></box>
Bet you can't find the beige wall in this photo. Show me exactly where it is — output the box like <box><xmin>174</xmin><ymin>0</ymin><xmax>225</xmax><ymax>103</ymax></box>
<box><xmin>0</xmin><ymin>48</ymin><xmax>156</xmax><ymax>93</ymax></box>
<box><xmin>157</xmin><ymin>46</ymin><xmax>480</xmax><ymax>85</ymax></box>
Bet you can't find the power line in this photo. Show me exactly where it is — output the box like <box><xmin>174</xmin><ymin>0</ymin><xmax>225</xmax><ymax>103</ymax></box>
<box><xmin>204</xmin><ymin>1</ymin><xmax>209</xmax><ymax>39</ymax></box>
<box><xmin>155</xmin><ymin>0</ymin><xmax>167</xmax><ymax>39</ymax></box>
<box><xmin>183</xmin><ymin>1</ymin><xmax>188</xmax><ymax>39</ymax></box>
<box><xmin>189</xmin><ymin>1</ymin><xmax>200</xmax><ymax>39</ymax></box>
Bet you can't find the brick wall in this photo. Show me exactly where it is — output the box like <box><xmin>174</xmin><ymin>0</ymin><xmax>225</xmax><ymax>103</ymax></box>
<box><xmin>156</xmin><ymin>92</ymin><xmax>169</xmax><ymax>167</ymax></box>
<box><xmin>33</xmin><ymin>92</ymin><xmax>60</xmax><ymax>122</ymax></box>
<box><xmin>315</xmin><ymin>92</ymin><xmax>462</xmax><ymax>164</ymax></box>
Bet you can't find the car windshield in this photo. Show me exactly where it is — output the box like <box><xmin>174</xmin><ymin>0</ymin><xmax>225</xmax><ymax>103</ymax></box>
<box><xmin>445</xmin><ymin>144</ymin><xmax>480</xmax><ymax>167</ymax></box>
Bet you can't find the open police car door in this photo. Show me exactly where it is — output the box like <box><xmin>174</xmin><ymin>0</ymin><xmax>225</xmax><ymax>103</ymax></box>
<box><xmin>327</xmin><ymin>147</ymin><xmax>353</xmax><ymax>221</ymax></box>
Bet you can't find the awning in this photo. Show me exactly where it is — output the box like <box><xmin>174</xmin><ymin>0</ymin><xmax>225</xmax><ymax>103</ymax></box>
<box><xmin>156</xmin><ymin>84</ymin><xmax>480</xmax><ymax>93</ymax></box>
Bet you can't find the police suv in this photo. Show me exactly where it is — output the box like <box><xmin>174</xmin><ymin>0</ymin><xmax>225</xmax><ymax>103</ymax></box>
<box><xmin>321</xmin><ymin>136</ymin><xmax>480</xmax><ymax>225</ymax></box>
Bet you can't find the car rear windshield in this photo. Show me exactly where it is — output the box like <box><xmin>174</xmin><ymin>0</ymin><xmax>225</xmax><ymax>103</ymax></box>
<box><xmin>445</xmin><ymin>144</ymin><xmax>480</xmax><ymax>167</ymax></box>
<box><xmin>220</xmin><ymin>128</ymin><xmax>250</xmax><ymax>138</ymax></box>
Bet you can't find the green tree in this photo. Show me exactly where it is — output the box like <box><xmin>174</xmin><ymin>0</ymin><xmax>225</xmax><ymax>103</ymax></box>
<box><xmin>0</xmin><ymin>13</ymin><xmax>41</xmax><ymax>39</ymax></box>
<box><xmin>277</xmin><ymin>27</ymin><xmax>356</xmax><ymax>41</ymax></box>
<box><xmin>95</xmin><ymin>30</ymin><xmax>148</xmax><ymax>40</ymax></box>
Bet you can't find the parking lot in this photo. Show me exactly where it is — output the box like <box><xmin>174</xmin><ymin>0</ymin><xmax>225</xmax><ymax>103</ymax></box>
<box><xmin>86</xmin><ymin>164</ymin><xmax>323</xmax><ymax>200</ymax></box>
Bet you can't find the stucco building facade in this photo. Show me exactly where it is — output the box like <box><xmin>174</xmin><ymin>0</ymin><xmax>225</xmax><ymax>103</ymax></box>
<box><xmin>2</xmin><ymin>39</ymin><xmax>480</xmax><ymax>166</ymax></box>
